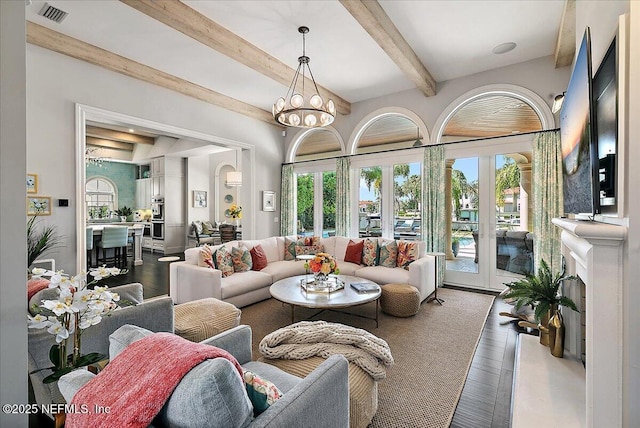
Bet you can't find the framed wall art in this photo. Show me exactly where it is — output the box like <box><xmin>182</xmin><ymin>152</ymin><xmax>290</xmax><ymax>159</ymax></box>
<box><xmin>27</xmin><ymin>196</ymin><xmax>51</xmax><ymax>216</ymax></box>
<box><xmin>27</xmin><ymin>173</ymin><xmax>38</xmax><ymax>194</ymax></box>
<box><xmin>262</xmin><ymin>191</ymin><xmax>275</xmax><ymax>212</ymax></box>
<box><xmin>193</xmin><ymin>190</ymin><xmax>207</xmax><ymax>208</ymax></box>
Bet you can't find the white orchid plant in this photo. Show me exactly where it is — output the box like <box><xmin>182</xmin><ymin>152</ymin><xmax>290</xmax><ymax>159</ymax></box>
<box><xmin>28</xmin><ymin>266</ymin><xmax>128</xmax><ymax>383</ymax></box>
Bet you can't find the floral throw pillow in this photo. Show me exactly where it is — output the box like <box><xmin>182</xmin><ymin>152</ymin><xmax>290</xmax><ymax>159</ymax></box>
<box><xmin>297</xmin><ymin>235</ymin><xmax>320</xmax><ymax>247</ymax></box>
<box><xmin>295</xmin><ymin>244</ymin><xmax>323</xmax><ymax>256</ymax></box>
<box><xmin>231</xmin><ymin>246</ymin><xmax>252</xmax><ymax>272</ymax></box>
<box><xmin>243</xmin><ymin>370</ymin><xmax>282</xmax><ymax>416</ymax></box>
<box><xmin>213</xmin><ymin>246</ymin><xmax>234</xmax><ymax>277</ymax></box>
<box><xmin>284</xmin><ymin>237</ymin><xmax>297</xmax><ymax>261</ymax></box>
<box><xmin>397</xmin><ymin>241</ymin><xmax>419</xmax><ymax>270</ymax></box>
<box><xmin>199</xmin><ymin>244</ymin><xmax>215</xmax><ymax>269</ymax></box>
<box><xmin>378</xmin><ymin>240</ymin><xmax>398</xmax><ymax>268</ymax></box>
<box><xmin>362</xmin><ymin>238</ymin><xmax>379</xmax><ymax>267</ymax></box>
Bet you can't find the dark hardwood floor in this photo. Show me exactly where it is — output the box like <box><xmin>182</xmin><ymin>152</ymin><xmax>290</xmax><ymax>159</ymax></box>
<box><xmin>33</xmin><ymin>252</ymin><xmax>529</xmax><ymax>428</ymax></box>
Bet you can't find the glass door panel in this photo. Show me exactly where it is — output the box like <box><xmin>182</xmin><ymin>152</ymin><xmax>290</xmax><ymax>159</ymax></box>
<box><xmin>393</xmin><ymin>162</ymin><xmax>421</xmax><ymax>241</ymax></box>
<box><xmin>296</xmin><ymin>173</ymin><xmax>314</xmax><ymax>235</ymax></box>
<box><xmin>358</xmin><ymin>166</ymin><xmax>382</xmax><ymax>238</ymax></box>
<box><xmin>322</xmin><ymin>171</ymin><xmax>336</xmax><ymax>237</ymax></box>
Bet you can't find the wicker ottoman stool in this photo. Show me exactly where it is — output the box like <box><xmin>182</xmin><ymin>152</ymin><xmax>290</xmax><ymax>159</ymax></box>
<box><xmin>263</xmin><ymin>356</ymin><xmax>377</xmax><ymax>428</ymax></box>
<box><xmin>380</xmin><ymin>283</ymin><xmax>421</xmax><ymax>317</ymax></box>
<box><xmin>174</xmin><ymin>298</ymin><xmax>241</xmax><ymax>342</ymax></box>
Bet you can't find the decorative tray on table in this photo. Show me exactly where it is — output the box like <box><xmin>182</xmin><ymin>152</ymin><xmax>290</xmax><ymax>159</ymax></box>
<box><xmin>300</xmin><ymin>277</ymin><xmax>345</xmax><ymax>293</ymax></box>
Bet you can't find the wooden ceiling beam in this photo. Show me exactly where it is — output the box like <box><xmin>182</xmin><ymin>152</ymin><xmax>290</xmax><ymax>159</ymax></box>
<box><xmin>554</xmin><ymin>0</ymin><xmax>576</xmax><ymax>68</ymax></box>
<box><xmin>120</xmin><ymin>0</ymin><xmax>351</xmax><ymax>115</ymax></box>
<box><xmin>86</xmin><ymin>137</ymin><xmax>134</xmax><ymax>152</ymax></box>
<box><xmin>339</xmin><ymin>0</ymin><xmax>436</xmax><ymax>97</ymax></box>
<box><xmin>26</xmin><ymin>21</ymin><xmax>277</xmax><ymax>126</ymax></box>
<box><xmin>86</xmin><ymin>126</ymin><xmax>154</xmax><ymax>145</ymax></box>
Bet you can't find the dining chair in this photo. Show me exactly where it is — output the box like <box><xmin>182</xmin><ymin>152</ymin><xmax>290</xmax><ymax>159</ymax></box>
<box><xmin>96</xmin><ymin>226</ymin><xmax>129</xmax><ymax>268</ymax></box>
<box><xmin>219</xmin><ymin>224</ymin><xmax>236</xmax><ymax>243</ymax></box>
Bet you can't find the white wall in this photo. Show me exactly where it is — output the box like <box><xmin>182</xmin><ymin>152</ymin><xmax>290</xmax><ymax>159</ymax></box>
<box><xmin>26</xmin><ymin>45</ymin><xmax>284</xmax><ymax>272</ymax></box>
<box><xmin>0</xmin><ymin>3</ymin><xmax>28</xmax><ymax>426</ymax></box>
<box><xmin>186</xmin><ymin>155</ymin><xmax>212</xmax><ymax>223</ymax></box>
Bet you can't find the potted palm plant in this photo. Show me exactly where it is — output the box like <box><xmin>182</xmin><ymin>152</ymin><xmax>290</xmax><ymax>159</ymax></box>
<box><xmin>503</xmin><ymin>259</ymin><xmax>578</xmax><ymax>356</ymax></box>
<box><xmin>27</xmin><ymin>214</ymin><xmax>61</xmax><ymax>270</ymax></box>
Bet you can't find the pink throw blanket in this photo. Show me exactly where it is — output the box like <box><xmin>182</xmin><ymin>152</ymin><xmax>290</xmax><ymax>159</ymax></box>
<box><xmin>66</xmin><ymin>333</ymin><xmax>243</xmax><ymax>428</ymax></box>
<box><xmin>27</xmin><ymin>278</ymin><xmax>50</xmax><ymax>301</ymax></box>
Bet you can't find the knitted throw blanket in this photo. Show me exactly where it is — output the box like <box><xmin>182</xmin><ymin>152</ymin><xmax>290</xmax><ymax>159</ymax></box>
<box><xmin>259</xmin><ymin>321</ymin><xmax>393</xmax><ymax>380</ymax></box>
<box><xmin>66</xmin><ymin>333</ymin><xmax>243</xmax><ymax>428</ymax></box>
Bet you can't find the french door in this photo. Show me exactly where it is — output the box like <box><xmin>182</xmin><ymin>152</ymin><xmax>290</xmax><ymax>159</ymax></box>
<box><xmin>444</xmin><ymin>136</ymin><xmax>533</xmax><ymax>291</ymax></box>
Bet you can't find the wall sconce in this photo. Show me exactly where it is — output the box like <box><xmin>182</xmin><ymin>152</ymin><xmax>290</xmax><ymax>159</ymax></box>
<box><xmin>552</xmin><ymin>92</ymin><xmax>566</xmax><ymax>114</ymax></box>
<box><xmin>226</xmin><ymin>171</ymin><xmax>242</xmax><ymax>187</ymax></box>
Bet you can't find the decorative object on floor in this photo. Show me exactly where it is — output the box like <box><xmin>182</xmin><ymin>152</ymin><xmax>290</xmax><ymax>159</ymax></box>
<box><xmin>502</xmin><ymin>258</ymin><xmax>578</xmax><ymax>347</ymax></box>
<box><xmin>27</xmin><ymin>266</ymin><xmax>127</xmax><ymax>383</ymax></box>
<box><xmin>27</xmin><ymin>173</ymin><xmax>38</xmax><ymax>193</ymax></box>
<box><xmin>262</xmin><ymin>190</ymin><xmax>275</xmax><ymax>212</ymax></box>
<box><xmin>273</xmin><ymin>26</ymin><xmax>336</xmax><ymax>128</ymax></box>
<box><xmin>548</xmin><ymin>309</ymin><xmax>566</xmax><ymax>358</ymax></box>
<box><xmin>27</xmin><ymin>214</ymin><xmax>61</xmax><ymax>269</ymax></box>
<box><xmin>380</xmin><ymin>283</ymin><xmax>421</xmax><ymax>317</ymax></box>
<box><xmin>241</xmin><ymin>288</ymin><xmax>494</xmax><ymax>427</ymax></box>
<box><xmin>27</xmin><ymin>196</ymin><xmax>52</xmax><ymax>216</ymax></box>
<box><xmin>174</xmin><ymin>298</ymin><xmax>241</xmax><ymax>342</ymax></box>
<box><xmin>192</xmin><ymin>190</ymin><xmax>207</xmax><ymax>207</ymax></box>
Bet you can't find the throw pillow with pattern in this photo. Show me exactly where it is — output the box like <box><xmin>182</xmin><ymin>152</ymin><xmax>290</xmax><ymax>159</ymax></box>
<box><xmin>199</xmin><ymin>244</ymin><xmax>215</xmax><ymax>268</ymax></box>
<box><xmin>378</xmin><ymin>240</ymin><xmax>398</xmax><ymax>268</ymax></box>
<box><xmin>297</xmin><ymin>235</ymin><xmax>320</xmax><ymax>247</ymax></box>
<box><xmin>213</xmin><ymin>246</ymin><xmax>234</xmax><ymax>277</ymax></box>
<box><xmin>295</xmin><ymin>244</ymin><xmax>323</xmax><ymax>256</ymax></box>
<box><xmin>231</xmin><ymin>246</ymin><xmax>252</xmax><ymax>272</ymax></box>
<box><xmin>202</xmin><ymin>221</ymin><xmax>215</xmax><ymax>235</ymax></box>
<box><xmin>243</xmin><ymin>370</ymin><xmax>282</xmax><ymax>416</ymax></box>
<box><xmin>284</xmin><ymin>237</ymin><xmax>297</xmax><ymax>261</ymax></box>
<box><xmin>397</xmin><ymin>241</ymin><xmax>419</xmax><ymax>270</ymax></box>
<box><xmin>362</xmin><ymin>238</ymin><xmax>379</xmax><ymax>267</ymax></box>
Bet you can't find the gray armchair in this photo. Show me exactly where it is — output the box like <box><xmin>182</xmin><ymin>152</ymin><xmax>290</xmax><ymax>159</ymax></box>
<box><xmin>59</xmin><ymin>324</ymin><xmax>350</xmax><ymax>428</ymax></box>
<box><xmin>28</xmin><ymin>283</ymin><xmax>174</xmax><ymax>420</ymax></box>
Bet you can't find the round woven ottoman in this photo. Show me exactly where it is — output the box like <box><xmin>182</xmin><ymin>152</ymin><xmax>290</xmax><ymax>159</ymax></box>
<box><xmin>174</xmin><ymin>298</ymin><xmax>241</xmax><ymax>342</ymax></box>
<box><xmin>262</xmin><ymin>356</ymin><xmax>377</xmax><ymax>428</ymax></box>
<box><xmin>380</xmin><ymin>283</ymin><xmax>421</xmax><ymax>317</ymax></box>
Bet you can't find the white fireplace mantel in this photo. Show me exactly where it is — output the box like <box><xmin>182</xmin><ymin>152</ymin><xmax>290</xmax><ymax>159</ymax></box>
<box><xmin>552</xmin><ymin>218</ymin><xmax>627</xmax><ymax>428</ymax></box>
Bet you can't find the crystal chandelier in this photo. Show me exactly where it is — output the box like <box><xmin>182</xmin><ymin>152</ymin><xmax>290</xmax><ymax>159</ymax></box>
<box><xmin>273</xmin><ymin>26</ymin><xmax>336</xmax><ymax>128</ymax></box>
<box><xmin>85</xmin><ymin>147</ymin><xmax>106</xmax><ymax>168</ymax></box>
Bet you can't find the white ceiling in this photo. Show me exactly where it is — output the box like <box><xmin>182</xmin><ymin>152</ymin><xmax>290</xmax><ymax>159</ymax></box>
<box><xmin>25</xmin><ymin>0</ymin><xmax>567</xmax><ymax>114</ymax></box>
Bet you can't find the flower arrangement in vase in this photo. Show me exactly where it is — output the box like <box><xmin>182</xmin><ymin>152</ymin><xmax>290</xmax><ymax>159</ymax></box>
<box><xmin>307</xmin><ymin>252</ymin><xmax>339</xmax><ymax>282</ymax></box>
<box><xmin>229</xmin><ymin>204</ymin><xmax>242</xmax><ymax>226</ymax></box>
<box><xmin>28</xmin><ymin>266</ymin><xmax>128</xmax><ymax>383</ymax></box>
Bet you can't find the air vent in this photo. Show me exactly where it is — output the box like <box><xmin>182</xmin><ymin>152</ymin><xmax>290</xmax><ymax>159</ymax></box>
<box><xmin>38</xmin><ymin>3</ymin><xmax>68</xmax><ymax>23</ymax></box>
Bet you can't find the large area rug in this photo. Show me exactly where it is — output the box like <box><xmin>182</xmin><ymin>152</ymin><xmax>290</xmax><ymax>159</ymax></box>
<box><xmin>239</xmin><ymin>287</ymin><xmax>495</xmax><ymax>427</ymax></box>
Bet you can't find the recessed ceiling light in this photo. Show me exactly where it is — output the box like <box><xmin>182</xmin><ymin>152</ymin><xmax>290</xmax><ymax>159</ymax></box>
<box><xmin>128</xmin><ymin>128</ymin><xmax>135</xmax><ymax>133</ymax></box>
<box><xmin>492</xmin><ymin>42</ymin><xmax>517</xmax><ymax>54</ymax></box>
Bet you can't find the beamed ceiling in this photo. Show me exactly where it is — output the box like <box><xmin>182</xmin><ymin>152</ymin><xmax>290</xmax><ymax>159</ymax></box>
<box><xmin>26</xmin><ymin>1</ymin><xmax>574</xmax><ymax>148</ymax></box>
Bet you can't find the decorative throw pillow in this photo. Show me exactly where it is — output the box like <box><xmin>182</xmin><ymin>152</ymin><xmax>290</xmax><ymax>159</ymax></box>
<box><xmin>378</xmin><ymin>240</ymin><xmax>398</xmax><ymax>268</ymax></box>
<box><xmin>344</xmin><ymin>240</ymin><xmax>364</xmax><ymax>265</ymax></box>
<box><xmin>297</xmin><ymin>235</ymin><xmax>320</xmax><ymax>247</ymax></box>
<box><xmin>199</xmin><ymin>244</ymin><xmax>215</xmax><ymax>269</ymax></box>
<box><xmin>231</xmin><ymin>247</ymin><xmax>252</xmax><ymax>272</ymax></box>
<box><xmin>242</xmin><ymin>370</ymin><xmax>283</xmax><ymax>416</ymax></box>
<box><xmin>192</xmin><ymin>220</ymin><xmax>203</xmax><ymax>235</ymax></box>
<box><xmin>202</xmin><ymin>221</ymin><xmax>215</xmax><ymax>235</ymax></box>
<box><xmin>362</xmin><ymin>238</ymin><xmax>379</xmax><ymax>267</ymax></box>
<box><xmin>295</xmin><ymin>244</ymin><xmax>323</xmax><ymax>256</ymax></box>
<box><xmin>284</xmin><ymin>237</ymin><xmax>297</xmax><ymax>261</ymax></box>
<box><xmin>213</xmin><ymin>246</ymin><xmax>234</xmax><ymax>277</ymax></box>
<box><xmin>397</xmin><ymin>241</ymin><xmax>419</xmax><ymax>270</ymax></box>
<box><xmin>250</xmin><ymin>244</ymin><xmax>268</xmax><ymax>271</ymax></box>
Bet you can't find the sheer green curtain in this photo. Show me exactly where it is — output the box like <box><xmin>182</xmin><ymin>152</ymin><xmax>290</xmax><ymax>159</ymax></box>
<box><xmin>421</xmin><ymin>145</ymin><xmax>446</xmax><ymax>285</ymax></box>
<box><xmin>280</xmin><ymin>164</ymin><xmax>295</xmax><ymax>236</ymax></box>
<box><xmin>533</xmin><ymin>130</ymin><xmax>563</xmax><ymax>273</ymax></box>
<box><xmin>335</xmin><ymin>157</ymin><xmax>350</xmax><ymax>237</ymax></box>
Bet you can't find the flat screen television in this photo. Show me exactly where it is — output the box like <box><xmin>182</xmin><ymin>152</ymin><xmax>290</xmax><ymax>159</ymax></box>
<box><xmin>560</xmin><ymin>27</ymin><xmax>599</xmax><ymax>217</ymax></box>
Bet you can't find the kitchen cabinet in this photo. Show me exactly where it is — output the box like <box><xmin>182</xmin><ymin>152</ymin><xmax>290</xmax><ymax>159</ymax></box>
<box><xmin>151</xmin><ymin>157</ymin><xmax>164</xmax><ymax>176</ymax></box>
<box><xmin>135</xmin><ymin>178</ymin><xmax>152</xmax><ymax>209</ymax></box>
<box><xmin>151</xmin><ymin>176</ymin><xmax>164</xmax><ymax>197</ymax></box>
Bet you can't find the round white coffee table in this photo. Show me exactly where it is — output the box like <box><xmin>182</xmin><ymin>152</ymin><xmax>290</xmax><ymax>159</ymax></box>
<box><xmin>270</xmin><ymin>275</ymin><xmax>381</xmax><ymax>327</ymax></box>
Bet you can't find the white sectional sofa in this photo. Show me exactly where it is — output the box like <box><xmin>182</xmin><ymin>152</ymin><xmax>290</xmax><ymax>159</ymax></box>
<box><xmin>169</xmin><ymin>235</ymin><xmax>436</xmax><ymax>308</ymax></box>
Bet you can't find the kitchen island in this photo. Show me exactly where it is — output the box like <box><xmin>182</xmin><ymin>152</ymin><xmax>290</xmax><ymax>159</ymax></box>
<box><xmin>89</xmin><ymin>223</ymin><xmax>144</xmax><ymax>266</ymax></box>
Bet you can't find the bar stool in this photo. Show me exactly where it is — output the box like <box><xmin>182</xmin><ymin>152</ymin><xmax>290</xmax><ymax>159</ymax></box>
<box><xmin>219</xmin><ymin>224</ymin><xmax>236</xmax><ymax>243</ymax></box>
<box><xmin>86</xmin><ymin>226</ymin><xmax>94</xmax><ymax>270</ymax></box>
<box><xmin>97</xmin><ymin>226</ymin><xmax>128</xmax><ymax>268</ymax></box>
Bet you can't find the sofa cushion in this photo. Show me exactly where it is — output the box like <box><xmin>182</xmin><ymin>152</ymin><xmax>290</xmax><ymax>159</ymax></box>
<box><xmin>295</xmin><ymin>244</ymin><xmax>323</xmax><ymax>257</ymax></box>
<box><xmin>333</xmin><ymin>236</ymin><xmax>358</xmax><ymax>262</ymax></box>
<box><xmin>240</xmin><ymin>237</ymin><xmax>280</xmax><ymax>263</ymax></box>
<box><xmin>231</xmin><ymin>247</ymin><xmax>252</xmax><ymax>272</ymax></box>
<box><xmin>250</xmin><ymin>244</ymin><xmax>268</xmax><ymax>271</ymax></box>
<box><xmin>344</xmin><ymin>240</ymin><xmax>364</xmax><ymax>265</ymax></box>
<box><xmin>199</xmin><ymin>244</ymin><xmax>215</xmax><ymax>268</ymax></box>
<box><xmin>319</xmin><ymin>237</ymin><xmax>336</xmax><ymax>257</ymax></box>
<box><xmin>261</xmin><ymin>261</ymin><xmax>306</xmax><ymax>283</ymax></box>
<box><xmin>356</xmin><ymin>265</ymin><xmax>410</xmax><ymax>286</ymax></box>
<box><xmin>335</xmin><ymin>261</ymin><xmax>361</xmax><ymax>276</ymax></box>
<box><xmin>397</xmin><ymin>241</ymin><xmax>419</xmax><ymax>270</ymax></box>
<box><xmin>214</xmin><ymin>246</ymin><xmax>234</xmax><ymax>278</ymax></box>
<box><xmin>362</xmin><ymin>238</ymin><xmax>379</xmax><ymax>267</ymax></box>
<box><xmin>242</xmin><ymin>370</ymin><xmax>283</xmax><ymax>416</ymax></box>
<box><xmin>378</xmin><ymin>240</ymin><xmax>398</xmax><ymax>268</ymax></box>
<box><xmin>221</xmin><ymin>271</ymin><xmax>273</xmax><ymax>300</ymax></box>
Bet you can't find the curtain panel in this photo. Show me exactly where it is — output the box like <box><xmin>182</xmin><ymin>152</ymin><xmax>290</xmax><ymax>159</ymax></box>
<box><xmin>335</xmin><ymin>157</ymin><xmax>351</xmax><ymax>237</ymax></box>
<box><xmin>280</xmin><ymin>164</ymin><xmax>295</xmax><ymax>236</ymax></box>
<box><xmin>532</xmin><ymin>130</ymin><xmax>564</xmax><ymax>274</ymax></box>
<box><xmin>421</xmin><ymin>145</ymin><xmax>446</xmax><ymax>286</ymax></box>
